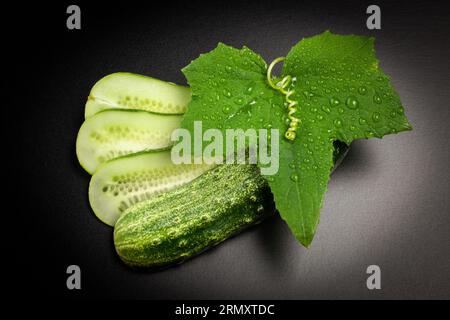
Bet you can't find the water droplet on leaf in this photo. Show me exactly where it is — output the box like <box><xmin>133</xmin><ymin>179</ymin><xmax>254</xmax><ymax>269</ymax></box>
<box><xmin>372</xmin><ymin>112</ymin><xmax>381</xmax><ymax>122</ymax></box>
<box><xmin>334</xmin><ymin>119</ymin><xmax>343</xmax><ymax>127</ymax></box>
<box><xmin>358</xmin><ymin>86</ymin><xmax>367</xmax><ymax>95</ymax></box>
<box><xmin>330</xmin><ymin>97</ymin><xmax>340</xmax><ymax>107</ymax></box>
<box><xmin>373</xmin><ymin>94</ymin><xmax>382</xmax><ymax>104</ymax></box>
<box><xmin>346</xmin><ymin>96</ymin><xmax>359</xmax><ymax>109</ymax></box>
<box><xmin>321</xmin><ymin>105</ymin><xmax>331</xmax><ymax>113</ymax></box>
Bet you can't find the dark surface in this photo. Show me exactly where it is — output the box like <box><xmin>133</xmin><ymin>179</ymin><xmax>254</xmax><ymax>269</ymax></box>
<box><xmin>7</xmin><ymin>0</ymin><xmax>450</xmax><ymax>299</ymax></box>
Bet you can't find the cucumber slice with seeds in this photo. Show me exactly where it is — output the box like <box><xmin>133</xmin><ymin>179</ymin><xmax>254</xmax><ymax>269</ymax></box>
<box><xmin>76</xmin><ymin>109</ymin><xmax>182</xmax><ymax>174</ymax></box>
<box><xmin>89</xmin><ymin>150</ymin><xmax>213</xmax><ymax>226</ymax></box>
<box><xmin>85</xmin><ymin>72</ymin><xmax>191</xmax><ymax>118</ymax></box>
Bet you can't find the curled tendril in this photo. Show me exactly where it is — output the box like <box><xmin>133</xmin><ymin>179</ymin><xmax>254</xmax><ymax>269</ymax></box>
<box><xmin>266</xmin><ymin>57</ymin><xmax>300</xmax><ymax>141</ymax></box>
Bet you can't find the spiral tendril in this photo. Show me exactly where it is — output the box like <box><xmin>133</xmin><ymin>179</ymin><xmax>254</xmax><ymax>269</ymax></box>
<box><xmin>267</xmin><ymin>57</ymin><xmax>300</xmax><ymax>141</ymax></box>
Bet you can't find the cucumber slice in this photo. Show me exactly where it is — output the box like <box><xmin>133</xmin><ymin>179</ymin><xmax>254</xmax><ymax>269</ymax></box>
<box><xmin>85</xmin><ymin>72</ymin><xmax>191</xmax><ymax>118</ymax></box>
<box><xmin>89</xmin><ymin>150</ymin><xmax>213</xmax><ymax>226</ymax></box>
<box><xmin>76</xmin><ymin>109</ymin><xmax>182</xmax><ymax>174</ymax></box>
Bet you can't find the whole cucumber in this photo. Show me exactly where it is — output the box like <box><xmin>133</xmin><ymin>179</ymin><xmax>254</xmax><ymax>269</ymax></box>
<box><xmin>114</xmin><ymin>164</ymin><xmax>273</xmax><ymax>268</ymax></box>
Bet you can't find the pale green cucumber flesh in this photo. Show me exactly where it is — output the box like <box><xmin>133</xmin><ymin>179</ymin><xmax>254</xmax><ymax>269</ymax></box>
<box><xmin>85</xmin><ymin>72</ymin><xmax>191</xmax><ymax>118</ymax></box>
<box><xmin>76</xmin><ymin>109</ymin><xmax>182</xmax><ymax>174</ymax></box>
<box><xmin>89</xmin><ymin>150</ymin><xmax>214</xmax><ymax>226</ymax></box>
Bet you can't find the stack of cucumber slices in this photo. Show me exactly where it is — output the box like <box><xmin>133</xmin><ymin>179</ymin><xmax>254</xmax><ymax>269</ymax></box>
<box><xmin>76</xmin><ymin>73</ymin><xmax>213</xmax><ymax>226</ymax></box>
<box><xmin>76</xmin><ymin>72</ymin><xmax>347</xmax><ymax>269</ymax></box>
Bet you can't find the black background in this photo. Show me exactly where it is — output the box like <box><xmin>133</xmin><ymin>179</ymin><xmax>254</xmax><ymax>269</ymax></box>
<box><xmin>6</xmin><ymin>0</ymin><xmax>450</xmax><ymax>299</ymax></box>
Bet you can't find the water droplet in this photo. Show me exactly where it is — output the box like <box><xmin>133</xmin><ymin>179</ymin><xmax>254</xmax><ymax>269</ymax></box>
<box><xmin>223</xmin><ymin>89</ymin><xmax>232</xmax><ymax>98</ymax></box>
<box><xmin>310</xmin><ymin>107</ymin><xmax>318</xmax><ymax>113</ymax></box>
<box><xmin>289</xmin><ymin>162</ymin><xmax>295</xmax><ymax>169</ymax></box>
<box><xmin>290</xmin><ymin>173</ymin><xmax>299</xmax><ymax>182</ymax></box>
<box><xmin>235</xmin><ymin>97</ymin><xmax>244</xmax><ymax>105</ymax></box>
<box><xmin>317</xmin><ymin>114</ymin><xmax>324</xmax><ymax>121</ymax></box>
<box><xmin>330</xmin><ymin>97</ymin><xmax>340</xmax><ymax>107</ymax></box>
<box><xmin>334</xmin><ymin>119</ymin><xmax>343</xmax><ymax>127</ymax></box>
<box><xmin>358</xmin><ymin>86</ymin><xmax>367</xmax><ymax>95</ymax></box>
<box><xmin>346</xmin><ymin>96</ymin><xmax>359</xmax><ymax>109</ymax></box>
<box><xmin>372</xmin><ymin>112</ymin><xmax>381</xmax><ymax>122</ymax></box>
<box><xmin>338</xmin><ymin>107</ymin><xmax>344</xmax><ymax>114</ymax></box>
<box><xmin>350</xmin><ymin>125</ymin><xmax>356</xmax><ymax>131</ymax></box>
<box><xmin>321</xmin><ymin>105</ymin><xmax>331</xmax><ymax>113</ymax></box>
<box><xmin>359</xmin><ymin>118</ymin><xmax>367</xmax><ymax>125</ymax></box>
<box><xmin>373</xmin><ymin>94</ymin><xmax>382</xmax><ymax>104</ymax></box>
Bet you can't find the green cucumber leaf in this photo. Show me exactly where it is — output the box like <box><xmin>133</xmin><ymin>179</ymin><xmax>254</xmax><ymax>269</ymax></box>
<box><xmin>181</xmin><ymin>31</ymin><xmax>412</xmax><ymax>247</ymax></box>
<box><xmin>181</xmin><ymin>43</ymin><xmax>286</xmax><ymax>158</ymax></box>
<box><xmin>282</xmin><ymin>31</ymin><xmax>412</xmax><ymax>144</ymax></box>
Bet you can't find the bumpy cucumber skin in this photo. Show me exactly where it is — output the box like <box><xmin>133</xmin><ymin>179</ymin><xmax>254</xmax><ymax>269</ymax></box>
<box><xmin>114</xmin><ymin>143</ymin><xmax>348</xmax><ymax>269</ymax></box>
<box><xmin>114</xmin><ymin>165</ymin><xmax>274</xmax><ymax>268</ymax></box>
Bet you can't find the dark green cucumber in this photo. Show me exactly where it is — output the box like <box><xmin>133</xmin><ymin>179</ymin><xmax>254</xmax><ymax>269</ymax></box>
<box><xmin>114</xmin><ymin>164</ymin><xmax>274</xmax><ymax>268</ymax></box>
<box><xmin>114</xmin><ymin>143</ymin><xmax>348</xmax><ymax>268</ymax></box>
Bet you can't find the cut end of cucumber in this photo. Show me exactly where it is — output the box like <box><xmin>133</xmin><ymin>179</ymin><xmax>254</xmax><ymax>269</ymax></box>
<box><xmin>76</xmin><ymin>109</ymin><xmax>182</xmax><ymax>174</ymax></box>
<box><xmin>89</xmin><ymin>150</ymin><xmax>214</xmax><ymax>226</ymax></box>
<box><xmin>85</xmin><ymin>72</ymin><xmax>191</xmax><ymax>118</ymax></box>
